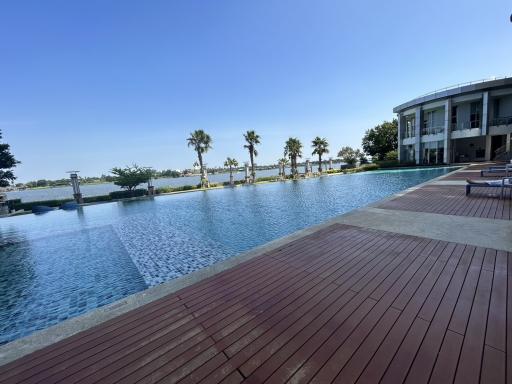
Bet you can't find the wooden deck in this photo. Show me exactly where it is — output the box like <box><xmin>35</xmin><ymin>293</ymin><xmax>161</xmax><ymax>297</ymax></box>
<box><xmin>0</xmin><ymin>219</ymin><xmax>510</xmax><ymax>383</ymax></box>
<box><xmin>378</xmin><ymin>184</ymin><xmax>512</xmax><ymax>220</ymax></box>
<box><xmin>377</xmin><ymin>163</ymin><xmax>512</xmax><ymax>220</ymax></box>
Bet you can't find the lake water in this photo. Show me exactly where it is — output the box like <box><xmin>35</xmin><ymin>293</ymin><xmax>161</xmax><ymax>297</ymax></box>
<box><xmin>0</xmin><ymin>167</ymin><xmax>456</xmax><ymax>344</ymax></box>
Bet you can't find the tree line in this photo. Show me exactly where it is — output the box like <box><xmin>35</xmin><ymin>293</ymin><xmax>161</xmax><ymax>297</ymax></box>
<box><xmin>186</xmin><ymin>119</ymin><xmax>398</xmax><ymax>187</ymax></box>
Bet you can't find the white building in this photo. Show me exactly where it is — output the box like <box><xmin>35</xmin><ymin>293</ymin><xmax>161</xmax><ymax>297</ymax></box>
<box><xmin>394</xmin><ymin>77</ymin><xmax>512</xmax><ymax>164</ymax></box>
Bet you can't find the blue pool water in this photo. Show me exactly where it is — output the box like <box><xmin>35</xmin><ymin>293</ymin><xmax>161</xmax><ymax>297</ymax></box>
<box><xmin>0</xmin><ymin>167</ymin><xmax>456</xmax><ymax>344</ymax></box>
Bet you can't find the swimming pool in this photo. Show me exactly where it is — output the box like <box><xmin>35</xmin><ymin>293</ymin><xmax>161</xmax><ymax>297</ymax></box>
<box><xmin>0</xmin><ymin>167</ymin><xmax>456</xmax><ymax>344</ymax></box>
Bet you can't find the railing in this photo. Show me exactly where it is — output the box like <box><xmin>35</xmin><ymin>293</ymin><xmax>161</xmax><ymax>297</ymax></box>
<box><xmin>403</xmin><ymin>132</ymin><xmax>415</xmax><ymax>139</ymax></box>
<box><xmin>451</xmin><ymin>121</ymin><xmax>481</xmax><ymax>131</ymax></box>
<box><xmin>494</xmin><ymin>144</ymin><xmax>512</xmax><ymax>161</ymax></box>
<box><xmin>421</xmin><ymin>126</ymin><xmax>444</xmax><ymax>136</ymax></box>
<box><xmin>417</xmin><ymin>75</ymin><xmax>510</xmax><ymax>99</ymax></box>
<box><xmin>489</xmin><ymin>116</ymin><xmax>512</xmax><ymax>126</ymax></box>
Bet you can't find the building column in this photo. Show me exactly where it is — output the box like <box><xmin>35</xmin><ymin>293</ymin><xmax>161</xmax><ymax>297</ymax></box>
<box><xmin>507</xmin><ymin>133</ymin><xmax>511</xmax><ymax>153</ymax></box>
<box><xmin>481</xmin><ymin>91</ymin><xmax>489</xmax><ymax>135</ymax></box>
<box><xmin>397</xmin><ymin>113</ymin><xmax>403</xmax><ymax>162</ymax></box>
<box><xmin>482</xmin><ymin>91</ymin><xmax>491</xmax><ymax>161</ymax></box>
<box><xmin>443</xmin><ymin>99</ymin><xmax>451</xmax><ymax>164</ymax></box>
<box><xmin>485</xmin><ymin>135</ymin><xmax>492</xmax><ymax>161</ymax></box>
<box><xmin>414</xmin><ymin>107</ymin><xmax>422</xmax><ymax>164</ymax></box>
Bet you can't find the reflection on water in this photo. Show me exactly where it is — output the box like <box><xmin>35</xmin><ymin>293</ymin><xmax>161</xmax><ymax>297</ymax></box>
<box><xmin>0</xmin><ymin>167</ymin><xmax>456</xmax><ymax>344</ymax></box>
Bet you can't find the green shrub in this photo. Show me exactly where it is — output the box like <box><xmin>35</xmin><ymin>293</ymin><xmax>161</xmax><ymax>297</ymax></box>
<box><xmin>155</xmin><ymin>186</ymin><xmax>173</xmax><ymax>194</ymax></box>
<box><xmin>174</xmin><ymin>185</ymin><xmax>197</xmax><ymax>191</ymax></box>
<box><xmin>255</xmin><ymin>176</ymin><xmax>279</xmax><ymax>183</ymax></box>
<box><xmin>223</xmin><ymin>180</ymin><xmax>245</xmax><ymax>186</ymax></box>
<box><xmin>7</xmin><ymin>199</ymin><xmax>21</xmax><ymax>210</ymax></box>
<box><xmin>82</xmin><ymin>195</ymin><xmax>112</xmax><ymax>203</ymax></box>
<box><xmin>325</xmin><ymin>169</ymin><xmax>343</xmax><ymax>174</ymax></box>
<box><xmin>384</xmin><ymin>150</ymin><xmax>398</xmax><ymax>161</ymax></box>
<box><xmin>344</xmin><ymin>168</ymin><xmax>365</xmax><ymax>174</ymax></box>
<box><xmin>156</xmin><ymin>185</ymin><xmax>198</xmax><ymax>194</ymax></box>
<box><xmin>359</xmin><ymin>163</ymin><xmax>380</xmax><ymax>171</ymax></box>
<box><xmin>14</xmin><ymin>198</ymin><xmax>73</xmax><ymax>211</ymax></box>
<box><xmin>109</xmin><ymin>189</ymin><xmax>146</xmax><ymax>199</ymax></box>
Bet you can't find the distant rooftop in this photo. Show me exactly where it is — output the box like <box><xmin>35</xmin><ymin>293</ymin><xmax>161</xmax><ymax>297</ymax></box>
<box><xmin>393</xmin><ymin>75</ymin><xmax>512</xmax><ymax>113</ymax></box>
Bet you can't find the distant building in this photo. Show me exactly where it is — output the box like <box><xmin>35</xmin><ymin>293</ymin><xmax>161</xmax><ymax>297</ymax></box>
<box><xmin>394</xmin><ymin>77</ymin><xmax>512</xmax><ymax>164</ymax></box>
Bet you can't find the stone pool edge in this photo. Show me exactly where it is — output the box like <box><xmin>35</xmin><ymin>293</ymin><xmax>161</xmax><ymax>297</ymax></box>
<box><xmin>0</xmin><ymin>166</ymin><xmax>462</xmax><ymax>366</ymax></box>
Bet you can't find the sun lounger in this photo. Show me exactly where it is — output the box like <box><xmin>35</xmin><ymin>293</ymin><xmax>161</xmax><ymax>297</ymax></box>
<box><xmin>480</xmin><ymin>164</ymin><xmax>512</xmax><ymax>177</ymax></box>
<box><xmin>466</xmin><ymin>177</ymin><xmax>512</xmax><ymax>199</ymax></box>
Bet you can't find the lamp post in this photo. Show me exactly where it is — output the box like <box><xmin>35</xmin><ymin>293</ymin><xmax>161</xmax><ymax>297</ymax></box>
<box><xmin>305</xmin><ymin>158</ymin><xmax>312</xmax><ymax>176</ymax></box>
<box><xmin>144</xmin><ymin>167</ymin><xmax>155</xmax><ymax>196</ymax></box>
<box><xmin>67</xmin><ymin>171</ymin><xmax>83</xmax><ymax>203</ymax></box>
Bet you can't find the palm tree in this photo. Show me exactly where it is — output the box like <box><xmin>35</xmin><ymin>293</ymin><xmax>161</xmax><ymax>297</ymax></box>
<box><xmin>224</xmin><ymin>157</ymin><xmax>238</xmax><ymax>186</ymax></box>
<box><xmin>278</xmin><ymin>157</ymin><xmax>289</xmax><ymax>178</ymax></box>
<box><xmin>312</xmin><ymin>137</ymin><xmax>329</xmax><ymax>173</ymax></box>
<box><xmin>187</xmin><ymin>130</ymin><xmax>212</xmax><ymax>187</ymax></box>
<box><xmin>284</xmin><ymin>137</ymin><xmax>303</xmax><ymax>177</ymax></box>
<box><xmin>243</xmin><ymin>130</ymin><xmax>261</xmax><ymax>182</ymax></box>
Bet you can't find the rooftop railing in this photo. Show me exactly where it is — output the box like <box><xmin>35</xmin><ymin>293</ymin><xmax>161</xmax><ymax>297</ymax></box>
<box><xmin>417</xmin><ymin>75</ymin><xmax>510</xmax><ymax>99</ymax></box>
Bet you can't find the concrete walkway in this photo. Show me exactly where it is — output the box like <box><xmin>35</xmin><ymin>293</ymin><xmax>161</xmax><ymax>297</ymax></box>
<box><xmin>336</xmin><ymin>206</ymin><xmax>512</xmax><ymax>252</ymax></box>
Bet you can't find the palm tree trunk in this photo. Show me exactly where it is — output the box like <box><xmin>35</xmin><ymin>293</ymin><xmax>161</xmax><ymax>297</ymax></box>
<box><xmin>229</xmin><ymin>166</ymin><xmax>234</xmax><ymax>186</ymax></box>
<box><xmin>197</xmin><ymin>151</ymin><xmax>205</xmax><ymax>186</ymax></box>
<box><xmin>250</xmin><ymin>150</ymin><xmax>255</xmax><ymax>182</ymax></box>
<box><xmin>318</xmin><ymin>154</ymin><xmax>322</xmax><ymax>173</ymax></box>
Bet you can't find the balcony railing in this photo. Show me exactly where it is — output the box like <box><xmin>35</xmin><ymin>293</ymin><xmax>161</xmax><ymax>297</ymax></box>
<box><xmin>421</xmin><ymin>126</ymin><xmax>444</xmax><ymax>136</ymax></box>
<box><xmin>451</xmin><ymin>121</ymin><xmax>480</xmax><ymax>131</ymax></box>
<box><xmin>489</xmin><ymin>116</ymin><xmax>512</xmax><ymax>126</ymax></box>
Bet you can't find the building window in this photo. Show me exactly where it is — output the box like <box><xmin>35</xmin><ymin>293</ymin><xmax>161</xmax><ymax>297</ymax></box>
<box><xmin>423</xmin><ymin>111</ymin><xmax>434</xmax><ymax>129</ymax></box>
<box><xmin>451</xmin><ymin>106</ymin><xmax>457</xmax><ymax>125</ymax></box>
<box><xmin>405</xmin><ymin>117</ymin><xmax>415</xmax><ymax>138</ymax></box>
<box><xmin>493</xmin><ymin>99</ymin><xmax>500</xmax><ymax>118</ymax></box>
<box><xmin>421</xmin><ymin>141</ymin><xmax>444</xmax><ymax>165</ymax></box>
<box><xmin>470</xmin><ymin>102</ymin><xmax>481</xmax><ymax>128</ymax></box>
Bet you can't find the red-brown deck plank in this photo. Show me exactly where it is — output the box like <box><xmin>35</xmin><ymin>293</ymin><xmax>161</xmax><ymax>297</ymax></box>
<box><xmin>480</xmin><ymin>345</ymin><xmax>506</xmax><ymax>384</ymax></box>
<box><xmin>402</xmin><ymin>244</ymin><xmax>473</xmax><ymax>383</ymax></box>
<box><xmin>453</xmin><ymin>269</ymin><xmax>493</xmax><ymax>384</ymax></box>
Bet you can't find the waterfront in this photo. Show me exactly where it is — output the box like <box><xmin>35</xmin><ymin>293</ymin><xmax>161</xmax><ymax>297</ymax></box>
<box><xmin>7</xmin><ymin>168</ymin><xmax>295</xmax><ymax>203</ymax></box>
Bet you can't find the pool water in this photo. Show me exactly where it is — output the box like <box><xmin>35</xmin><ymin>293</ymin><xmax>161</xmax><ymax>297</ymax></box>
<box><xmin>0</xmin><ymin>167</ymin><xmax>456</xmax><ymax>344</ymax></box>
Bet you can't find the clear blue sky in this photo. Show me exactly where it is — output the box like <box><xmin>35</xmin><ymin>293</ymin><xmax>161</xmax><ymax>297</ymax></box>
<box><xmin>1</xmin><ymin>0</ymin><xmax>511</xmax><ymax>182</ymax></box>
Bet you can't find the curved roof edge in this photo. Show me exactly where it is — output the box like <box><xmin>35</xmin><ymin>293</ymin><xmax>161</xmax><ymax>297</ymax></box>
<box><xmin>393</xmin><ymin>76</ymin><xmax>512</xmax><ymax>113</ymax></box>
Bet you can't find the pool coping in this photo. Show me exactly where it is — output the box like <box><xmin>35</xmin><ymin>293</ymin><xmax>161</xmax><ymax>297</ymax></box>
<box><xmin>0</xmin><ymin>165</ymin><xmax>463</xmax><ymax>366</ymax></box>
